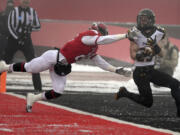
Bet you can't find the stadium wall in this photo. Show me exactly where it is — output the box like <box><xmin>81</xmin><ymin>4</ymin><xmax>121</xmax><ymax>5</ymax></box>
<box><xmin>1</xmin><ymin>0</ymin><xmax>179</xmax><ymax>25</ymax></box>
<box><xmin>30</xmin><ymin>0</ymin><xmax>180</xmax><ymax>25</ymax></box>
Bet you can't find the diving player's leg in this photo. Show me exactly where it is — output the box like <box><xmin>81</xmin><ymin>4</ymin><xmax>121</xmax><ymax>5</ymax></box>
<box><xmin>0</xmin><ymin>50</ymin><xmax>58</xmax><ymax>73</ymax></box>
<box><xmin>26</xmin><ymin>69</ymin><xmax>66</xmax><ymax>112</ymax></box>
<box><xmin>23</xmin><ymin>50</ymin><xmax>58</xmax><ymax>73</ymax></box>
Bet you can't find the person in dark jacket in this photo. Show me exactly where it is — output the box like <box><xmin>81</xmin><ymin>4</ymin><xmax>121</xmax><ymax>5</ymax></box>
<box><xmin>3</xmin><ymin>0</ymin><xmax>42</xmax><ymax>91</ymax></box>
<box><xmin>115</xmin><ymin>8</ymin><xmax>180</xmax><ymax>117</ymax></box>
<box><xmin>0</xmin><ymin>0</ymin><xmax>14</xmax><ymax>60</ymax></box>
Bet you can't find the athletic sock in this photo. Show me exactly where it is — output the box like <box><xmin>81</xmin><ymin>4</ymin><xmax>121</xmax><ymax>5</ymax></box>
<box><xmin>13</xmin><ymin>62</ymin><xmax>26</xmax><ymax>72</ymax></box>
<box><xmin>45</xmin><ymin>90</ymin><xmax>62</xmax><ymax>100</ymax></box>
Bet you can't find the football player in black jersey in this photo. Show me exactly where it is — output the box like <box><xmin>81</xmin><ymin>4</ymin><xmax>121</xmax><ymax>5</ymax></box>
<box><xmin>115</xmin><ymin>8</ymin><xmax>180</xmax><ymax>117</ymax></box>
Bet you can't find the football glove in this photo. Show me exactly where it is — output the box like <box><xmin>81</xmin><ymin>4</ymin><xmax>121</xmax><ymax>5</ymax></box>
<box><xmin>147</xmin><ymin>36</ymin><xmax>161</xmax><ymax>55</ymax></box>
<box><xmin>116</xmin><ymin>67</ymin><xmax>132</xmax><ymax>77</ymax></box>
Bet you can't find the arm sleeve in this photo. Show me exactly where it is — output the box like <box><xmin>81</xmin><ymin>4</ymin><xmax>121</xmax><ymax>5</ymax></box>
<box><xmin>81</xmin><ymin>34</ymin><xmax>127</xmax><ymax>46</ymax></box>
<box><xmin>92</xmin><ymin>55</ymin><xmax>116</xmax><ymax>72</ymax></box>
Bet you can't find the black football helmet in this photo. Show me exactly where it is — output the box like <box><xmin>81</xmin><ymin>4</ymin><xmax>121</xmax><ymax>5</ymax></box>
<box><xmin>91</xmin><ymin>22</ymin><xmax>108</xmax><ymax>36</ymax></box>
<box><xmin>137</xmin><ymin>8</ymin><xmax>155</xmax><ymax>31</ymax></box>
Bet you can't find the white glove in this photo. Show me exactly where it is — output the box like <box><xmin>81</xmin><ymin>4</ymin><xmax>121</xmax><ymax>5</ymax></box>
<box><xmin>127</xmin><ymin>27</ymin><xmax>141</xmax><ymax>42</ymax></box>
<box><xmin>115</xmin><ymin>67</ymin><xmax>132</xmax><ymax>77</ymax></box>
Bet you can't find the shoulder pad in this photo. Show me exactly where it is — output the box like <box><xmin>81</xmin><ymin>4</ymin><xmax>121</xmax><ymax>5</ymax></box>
<box><xmin>128</xmin><ymin>26</ymin><xmax>141</xmax><ymax>35</ymax></box>
<box><xmin>156</xmin><ymin>25</ymin><xmax>166</xmax><ymax>39</ymax></box>
<box><xmin>91</xmin><ymin>30</ymin><xmax>99</xmax><ymax>34</ymax></box>
<box><xmin>156</xmin><ymin>25</ymin><xmax>166</xmax><ymax>34</ymax></box>
<box><xmin>130</xmin><ymin>26</ymin><xmax>139</xmax><ymax>32</ymax></box>
<box><xmin>128</xmin><ymin>26</ymin><xmax>141</xmax><ymax>39</ymax></box>
<box><xmin>83</xmin><ymin>30</ymin><xmax>98</xmax><ymax>36</ymax></box>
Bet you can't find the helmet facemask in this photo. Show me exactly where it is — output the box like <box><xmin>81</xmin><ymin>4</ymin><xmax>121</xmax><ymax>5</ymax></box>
<box><xmin>137</xmin><ymin>9</ymin><xmax>155</xmax><ymax>31</ymax></box>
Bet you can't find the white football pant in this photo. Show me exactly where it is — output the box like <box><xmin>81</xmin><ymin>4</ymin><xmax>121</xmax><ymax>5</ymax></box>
<box><xmin>24</xmin><ymin>50</ymin><xmax>66</xmax><ymax>94</ymax></box>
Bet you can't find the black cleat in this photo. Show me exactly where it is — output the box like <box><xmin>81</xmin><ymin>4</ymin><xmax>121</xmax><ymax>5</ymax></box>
<box><xmin>177</xmin><ymin>109</ymin><xmax>180</xmax><ymax>117</ymax></box>
<box><xmin>115</xmin><ymin>87</ymin><xmax>128</xmax><ymax>100</ymax></box>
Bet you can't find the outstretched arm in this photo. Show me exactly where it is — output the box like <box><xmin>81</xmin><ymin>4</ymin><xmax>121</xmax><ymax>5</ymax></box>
<box><xmin>92</xmin><ymin>55</ymin><xmax>116</xmax><ymax>72</ymax></box>
<box><xmin>92</xmin><ymin>55</ymin><xmax>132</xmax><ymax>77</ymax></box>
<box><xmin>81</xmin><ymin>34</ymin><xmax>127</xmax><ymax>45</ymax></box>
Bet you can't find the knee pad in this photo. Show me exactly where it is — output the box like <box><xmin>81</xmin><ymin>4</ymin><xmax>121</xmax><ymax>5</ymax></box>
<box><xmin>45</xmin><ymin>90</ymin><xmax>62</xmax><ymax>100</ymax></box>
<box><xmin>54</xmin><ymin>63</ymin><xmax>71</xmax><ymax>76</ymax></box>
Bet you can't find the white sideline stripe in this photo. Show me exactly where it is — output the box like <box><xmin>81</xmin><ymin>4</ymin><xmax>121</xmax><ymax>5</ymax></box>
<box><xmin>0</xmin><ymin>128</ymin><xmax>13</xmax><ymax>132</ymax></box>
<box><xmin>7</xmin><ymin>93</ymin><xmax>179</xmax><ymax>135</ymax></box>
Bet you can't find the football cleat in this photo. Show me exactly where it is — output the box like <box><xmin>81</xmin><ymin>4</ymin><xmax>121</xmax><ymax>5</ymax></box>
<box><xmin>177</xmin><ymin>108</ymin><xmax>180</xmax><ymax>118</ymax></box>
<box><xmin>115</xmin><ymin>87</ymin><xmax>129</xmax><ymax>100</ymax></box>
<box><xmin>0</xmin><ymin>61</ymin><xmax>10</xmax><ymax>73</ymax></box>
<box><xmin>26</xmin><ymin>105</ymin><xmax>32</xmax><ymax>113</ymax></box>
<box><xmin>26</xmin><ymin>93</ymin><xmax>35</xmax><ymax>113</ymax></box>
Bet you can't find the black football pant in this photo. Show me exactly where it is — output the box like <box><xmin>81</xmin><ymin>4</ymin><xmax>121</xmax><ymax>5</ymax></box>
<box><xmin>3</xmin><ymin>36</ymin><xmax>42</xmax><ymax>91</ymax></box>
<box><xmin>125</xmin><ymin>66</ymin><xmax>180</xmax><ymax>112</ymax></box>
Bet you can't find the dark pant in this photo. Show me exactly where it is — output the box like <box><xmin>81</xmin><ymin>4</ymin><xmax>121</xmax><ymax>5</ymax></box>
<box><xmin>0</xmin><ymin>34</ymin><xmax>8</xmax><ymax>60</ymax></box>
<box><xmin>157</xmin><ymin>66</ymin><xmax>174</xmax><ymax>77</ymax></box>
<box><xmin>3</xmin><ymin>36</ymin><xmax>42</xmax><ymax>91</ymax></box>
<box><xmin>126</xmin><ymin>66</ymin><xmax>180</xmax><ymax>112</ymax></box>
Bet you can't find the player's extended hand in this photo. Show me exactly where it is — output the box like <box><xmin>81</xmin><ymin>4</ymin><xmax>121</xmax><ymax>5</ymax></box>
<box><xmin>146</xmin><ymin>36</ymin><xmax>161</xmax><ymax>55</ymax></box>
<box><xmin>136</xmin><ymin>47</ymin><xmax>153</xmax><ymax>62</ymax></box>
<box><xmin>146</xmin><ymin>36</ymin><xmax>157</xmax><ymax>46</ymax></box>
<box><xmin>115</xmin><ymin>67</ymin><xmax>132</xmax><ymax>77</ymax></box>
<box><xmin>144</xmin><ymin>46</ymin><xmax>153</xmax><ymax>55</ymax></box>
<box><xmin>126</xmin><ymin>29</ymin><xmax>139</xmax><ymax>41</ymax></box>
<box><xmin>136</xmin><ymin>49</ymin><xmax>145</xmax><ymax>61</ymax></box>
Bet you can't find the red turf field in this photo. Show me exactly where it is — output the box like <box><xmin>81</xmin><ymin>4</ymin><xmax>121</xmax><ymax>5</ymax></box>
<box><xmin>0</xmin><ymin>93</ymin><xmax>173</xmax><ymax>135</ymax></box>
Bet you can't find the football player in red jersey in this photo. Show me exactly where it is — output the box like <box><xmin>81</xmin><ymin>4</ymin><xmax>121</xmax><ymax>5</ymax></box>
<box><xmin>0</xmin><ymin>22</ymin><xmax>131</xmax><ymax>112</ymax></box>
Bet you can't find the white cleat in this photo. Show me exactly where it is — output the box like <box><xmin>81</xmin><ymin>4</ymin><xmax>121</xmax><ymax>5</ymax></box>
<box><xmin>26</xmin><ymin>93</ymin><xmax>35</xmax><ymax>113</ymax></box>
<box><xmin>0</xmin><ymin>61</ymin><xmax>10</xmax><ymax>73</ymax></box>
<box><xmin>26</xmin><ymin>105</ymin><xmax>32</xmax><ymax>113</ymax></box>
<box><xmin>26</xmin><ymin>92</ymin><xmax>43</xmax><ymax>112</ymax></box>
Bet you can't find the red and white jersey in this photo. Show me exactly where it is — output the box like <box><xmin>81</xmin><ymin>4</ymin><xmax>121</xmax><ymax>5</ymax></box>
<box><xmin>60</xmin><ymin>30</ymin><xmax>100</xmax><ymax>64</ymax></box>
